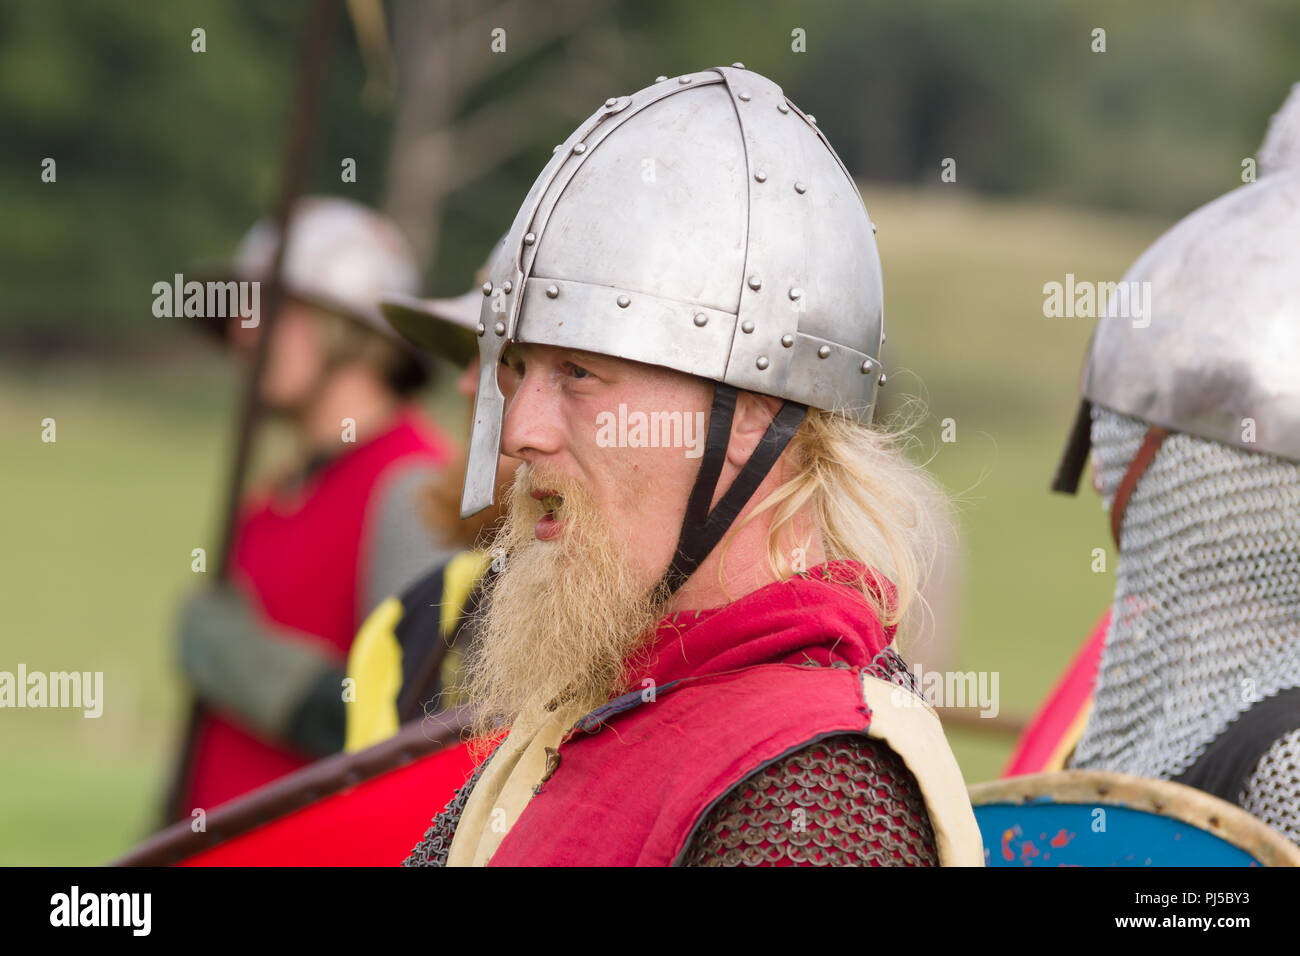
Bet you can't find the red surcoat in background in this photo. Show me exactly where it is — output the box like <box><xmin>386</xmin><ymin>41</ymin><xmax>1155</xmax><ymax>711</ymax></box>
<box><xmin>181</xmin><ymin>408</ymin><xmax>452</xmax><ymax>812</ymax></box>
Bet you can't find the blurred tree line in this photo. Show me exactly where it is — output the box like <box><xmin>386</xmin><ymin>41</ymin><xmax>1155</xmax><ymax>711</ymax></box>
<box><xmin>3</xmin><ymin>0</ymin><xmax>1297</xmax><ymax>347</ymax></box>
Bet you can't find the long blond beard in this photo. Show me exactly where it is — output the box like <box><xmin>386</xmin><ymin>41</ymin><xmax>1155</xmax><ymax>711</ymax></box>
<box><xmin>459</xmin><ymin>463</ymin><xmax>670</xmax><ymax>740</ymax></box>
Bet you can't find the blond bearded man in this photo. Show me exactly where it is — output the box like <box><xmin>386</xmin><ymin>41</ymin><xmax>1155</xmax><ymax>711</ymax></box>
<box><xmin>386</xmin><ymin>66</ymin><xmax>983</xmax><ymax>867</ymax></box>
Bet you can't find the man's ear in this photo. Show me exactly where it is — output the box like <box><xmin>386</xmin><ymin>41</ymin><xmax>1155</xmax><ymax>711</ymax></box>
<box><xmin>725</xmin><ymin>391</ymin><xmax>783</xmax><ymax>468</ymax></box>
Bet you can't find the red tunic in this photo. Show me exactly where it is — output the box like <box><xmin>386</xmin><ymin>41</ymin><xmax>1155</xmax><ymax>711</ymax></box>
<box><xmin>181</xmin><ymin>408</ymin><xmax>452</xmax><ymax>812</ymax></box>
<box><xmin>488</xmin><ymin>561</ymin><xmax>898</xmax><ymax>866</ymax></box>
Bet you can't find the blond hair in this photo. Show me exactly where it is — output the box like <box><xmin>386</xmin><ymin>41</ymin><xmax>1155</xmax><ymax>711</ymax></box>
<box><xmin>722</xmin><ymin>403</ymin><xmax>953</xmax><ymax>648</ymax></box>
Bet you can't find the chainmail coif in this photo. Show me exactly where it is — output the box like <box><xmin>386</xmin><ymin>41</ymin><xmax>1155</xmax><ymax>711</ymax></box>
<box><xmin>1070</xmin><ymin>407</ymin><xmax>1300</xmax><ymax>840</ymax></box>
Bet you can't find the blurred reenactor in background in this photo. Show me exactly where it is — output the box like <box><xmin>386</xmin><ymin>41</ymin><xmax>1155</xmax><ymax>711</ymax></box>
<box><xmin>1015</xmin><ymin>84</ymin><xmax>1300</xmax><ymax>844</ymax></box>
<box><xmin>343</xmin><ymin>240</ymin><xmax>520</xmax><ymax>752</ymax></box>
<box><xmin>174</xmin><ymin>196</ymin><xmax>456</xmax><ymax>812</ymax></box>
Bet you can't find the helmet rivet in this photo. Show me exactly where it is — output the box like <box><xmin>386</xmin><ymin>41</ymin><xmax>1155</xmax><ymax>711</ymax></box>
<box><xmin>807</xmin><ymin>114</ymin><xmax>817</xmax><ymax>124</ymax></box>
<box><xmin>860</xmin><ymin>360</ymin><xmax>872</xmax><ymax>374</ymax></box>
<box><xmin>881</xmin><ymin>331</ymin><xmax>887</xmax><ymax>344</ymax></box>
<box><xmin>573</xmin><ymin>142</ymin><xmax>587</xmax><ymax>154</ymax></box>
<box><xmin>817</xmin><ymin>345</ymin><xmax>831</xmax><ymax>359</ymax></box>
<box><xmin>738</xmin><ymin>91</ymin><xmax>751</xmax><ymax>102</ymax></box>
<box><xmin>481</xmin><ymin>281</ymin><xmax>494</xmax><ymax>296</ymax></box>
<box><xmin>788</xmin><ymin>287</ymin><xmax>803</xmax><ymax>300</ymax></box>
<box><xmin>678</xmin><ymin>75</ymin><xmax>692</xmax><ymax>85</ymax></box>
<box><xmin>523</xmin><ymin>232</ymin><xmax>536</xmax><ymax>246</ymax></box>
<box><xmin>545</xmin><ymin>285</ymin><xmax>559</xmax><ymax>299</ymax></box>
<box><xmin>502</xmin><ymin>280</ymin><xmax>513</xmax><ymax>294</ymax></box>
<box><xmin>552</xmin><ymin>145</ymin><xmax>562</xmax><ymax>154</ymax></box>
<box><xmin>741</xmin><ymin>320</ymin><xmax>755</xmax><ymax>334</ymax></box>
<box><xmin>655</xmin><ymin>75</ymin><xmax>668</xmax><ymax>83</ymax></box>
<box><xmin>732</xmin><ymin>62</ymin><xmax>745</xmax><ymax>69</ymax></box>
<box><xmin>604</xmin><ymin>97</ymin><xmax>617</xmax><ymax>107</ymax></box>
<box><xmin>756</xmin><ymin>356</ymin><xmax>770</xmax><ymax>371</ymax></box>
<box><xmin>747</xmin><ymin>275</ymin><xmax>762</xmax><ymax>291</ymax></box>
<box><xmin>693</xmin><ymin>312</ymin><xmax>708</xmax><ymax>327</ymax></box>
<box><xmin>794</xmin><ymin>181</ymin><xmax>807</xmax><ymax>194</ymax></box>
<box><xmin>617</xmin><ymin>294</ymin><xmax>631</xmax><ymax>308</ymax></box>
<box><xmin>777</xmin><ymin>102</ymin><xmax>790</xmax><ymax>114</ymax></box>
<box><xmin>879</xmin><ymin>372</ymin><xmax>888</xmax><ymax>386</ymax></box>
<box><xmin>781</xmin><ymin>334</ymin><xmax>795</xmax><ymax>348</ymax></box>
<box><xmin>494</xmin><ymin>321</ymin><xmax>506</xmax><ymax>336</ymax></box>
<box><xmin>872</xmin><ymin>223</ymin><xmax>878</xmax><ymax>235</ymax></box>
<box><xmin>754</xmin><ymin>170</ymin><xmax>767</xmax><ymax>183</ymax></box>
<box><xmin>476</xmin><ymin>323</ymin><xmax>486</xmax><ymax>336</ymax></box>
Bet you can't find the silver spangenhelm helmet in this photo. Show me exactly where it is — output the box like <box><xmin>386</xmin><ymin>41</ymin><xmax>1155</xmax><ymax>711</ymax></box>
<box><xmin>227</xmin><ymin>195</ymin><xmax>421</xmax><ymax>343</ymax></box>
<box><xmin>1054</xmin><ymin>85</ymin><xmax>1300</xmax><ymax>838</ymax></box>
<box><xmin>384</xmin><ymin>65</ymin><xmax>884</xmax><ymax>589</ymax></box>
<box><xmin>1052</xmin><ymin>85</ymin><xmax>1300</xmax><ymax>501</ymax></box>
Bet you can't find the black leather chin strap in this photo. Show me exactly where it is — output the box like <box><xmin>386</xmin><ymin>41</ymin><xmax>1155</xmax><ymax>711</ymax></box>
<box><xmin>659</xmin><ymin>383</ymin><xmax>808</xmax><ymax>596</ymax></box>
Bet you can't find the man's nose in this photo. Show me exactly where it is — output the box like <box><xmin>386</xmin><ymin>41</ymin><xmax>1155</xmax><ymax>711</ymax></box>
<box><xmin>499</xmin><ymin>363</ymin><xmax>564</xmax><ymax>462</ymax></box>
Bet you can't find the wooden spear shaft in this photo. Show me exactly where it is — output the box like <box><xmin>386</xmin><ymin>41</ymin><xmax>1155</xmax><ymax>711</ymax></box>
<box><xmin>159</xmin><ymin>0</ymin><xmax>341</xmax><ymax>828</ymax></box>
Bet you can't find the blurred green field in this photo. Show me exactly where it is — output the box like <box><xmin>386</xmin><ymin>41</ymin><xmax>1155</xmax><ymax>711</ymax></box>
<box><xmin>0</xmin><ymin>184</ymin><xmax>1171</xmax><ymax>864</ymax></box>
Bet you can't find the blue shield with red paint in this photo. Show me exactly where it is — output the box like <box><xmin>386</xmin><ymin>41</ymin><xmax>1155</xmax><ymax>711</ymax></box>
<box><xmin>970</xmin><ymin>771</ymin><xmax>1298</xmax><ymax>867</ymax></box>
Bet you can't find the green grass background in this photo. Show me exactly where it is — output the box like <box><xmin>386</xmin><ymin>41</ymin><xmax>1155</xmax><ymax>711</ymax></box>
<box><xmin>0</xmin><ymin>184</ymin><xmax>1171</xmax><ymax>864</ymax></box>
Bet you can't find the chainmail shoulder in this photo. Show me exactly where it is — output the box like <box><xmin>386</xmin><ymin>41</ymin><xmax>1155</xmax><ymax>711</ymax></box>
<box><xmin>865</xmin><ymin>645</ymin><xmax>924</xmax><ymax>698</ymax></box>
<box><xmin>1071</xmin><ymin>407</ymin><xmax>1300</xmax><ymax>780</ymax></box>
<box><xmin>1240</xmin><ymin>728</ymin><xmax>1300</xmax><ymax>845</ymax></box>
<box><xmin>679</xmin><ymin>733</ymin><xmax>940</xmax><ymax>866</ymax></box>
<box><xmin>402</xmin><ymin>752</ymin><xmax>492</xmax><ymax>867</ymax></box>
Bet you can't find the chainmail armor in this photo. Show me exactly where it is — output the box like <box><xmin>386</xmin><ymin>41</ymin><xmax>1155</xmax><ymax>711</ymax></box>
<box><xmin>1071</xmin><ymin>407</ymin><xmax>1300</xmax><ymax>840</ymax></box>
<box><xmin>403</xmin><ymin>652</ymin><xmax>937</xmax><ymax>866</ymax></box>
<box><xmin>402</xmin><ymin>753</ymin><xmax>492</xmax><ymax>867</ymax></box>
<box><xmin>865</xmin><ymin>645</ymin><xmax>923</xmax><ymax>695</ymax></box>
<box><xmin>1240</xmin><ymin>728</ymin><xmax>1300</xmax><ymax>845</ymax></box>
<box><xmin>680</xmin><ymin>733</ymin><xmax>939</xmax><ymax>866</ymax></box>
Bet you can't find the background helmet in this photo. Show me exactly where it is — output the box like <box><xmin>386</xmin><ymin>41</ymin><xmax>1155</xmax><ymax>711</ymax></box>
<box><xmin>1053</xmin><ymin>84</ymin><xmax>1300</xmax><ymax>494</ymax></box>
<box><xmin>218</xmin><ymin>195</ymin><xmax>422</xmax><ymax>344</ymax></box>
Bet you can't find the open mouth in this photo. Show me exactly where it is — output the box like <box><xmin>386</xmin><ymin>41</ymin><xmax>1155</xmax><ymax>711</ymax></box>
<box><xmin>530</xmin><ymin>489</ymin><xmax>567</xmax><ymax>541</ymax></box>
<box><xmin>531</xmin><ymin>488</ymin><xmax>565</xmax><ymax>519</ymax></box>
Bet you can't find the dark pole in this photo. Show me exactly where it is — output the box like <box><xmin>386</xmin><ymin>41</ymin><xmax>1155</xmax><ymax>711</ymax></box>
<box><xmin>159</xmin><ymin>0</ymin><xmax>341</xmax><ymax>828</ymax></box>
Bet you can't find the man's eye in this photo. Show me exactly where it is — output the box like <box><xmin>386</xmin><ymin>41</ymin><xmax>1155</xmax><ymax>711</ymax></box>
<box><xmin>567</xmin><ymin>363</ymin><xmax>590</xmax><ymax>380</ymax></box>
